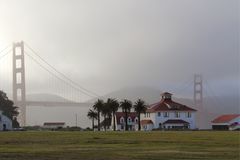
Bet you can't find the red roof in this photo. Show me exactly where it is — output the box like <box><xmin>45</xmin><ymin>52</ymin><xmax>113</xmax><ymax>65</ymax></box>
<box><xmin>140</xmin><ymin>120</ymin><xmax>153</xmax><ymax>125</ymax></box>
<box><xmin>147</xmin><ymin>99</ymin><xmax>196</xmax><ymax>112</ymax></box>
<box><xmin>163</xmin><ymin>119</ymin><xmax>189</xmax><ymax>124</ymax></box>
<box><xmin>115</xmin><ymin>112</ymin><xmax>137</xmax><ymax>124</ymax></box>
<box><xmin>212</xmin><ymin>114</ymin><xmax>240</xmax><ymax>123</ymax></box>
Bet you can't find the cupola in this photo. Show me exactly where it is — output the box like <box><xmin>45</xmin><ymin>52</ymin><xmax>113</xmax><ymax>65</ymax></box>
<box><xmin>161</xmin><ymin>92</ymin><xmax>172</xmax><ymax>100</ymax></box>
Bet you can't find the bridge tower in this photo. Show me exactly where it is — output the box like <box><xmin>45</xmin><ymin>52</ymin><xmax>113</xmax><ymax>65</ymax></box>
<box><xmin>12</xmin><ymin>41</ymin><xmax>26</xmax><ymax>126</ymax></box>
<box><xmin>194</xmin><ymin>74</ymin><xmax>204</xmax><ymax>129</ymax></box>
<box><xmin>194</xmin><ymin>74</ymin><xmax>203</xmax><ymax>106</ymax></box>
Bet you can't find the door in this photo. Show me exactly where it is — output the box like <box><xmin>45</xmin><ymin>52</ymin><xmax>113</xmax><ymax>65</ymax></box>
<box><xmin>3</xmin><ymin>124</ymin><xmax>6</xmax><ymax>131</ymax></box>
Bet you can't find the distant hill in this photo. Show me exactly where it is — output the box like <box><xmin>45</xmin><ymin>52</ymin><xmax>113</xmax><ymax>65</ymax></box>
<box><xmin>88</xmin><ymin>86</ymin><xmax>162</xmax><ymax>104</ymax></box>
<box><xmin>26</xmin><ymin>93</ymin><xmax>71</xmax><ymax>102</ymax></box>
<box><xmin>26</xmin><ymin>88</ymin><xmax>239</xmax><ymax>129</ymax></box>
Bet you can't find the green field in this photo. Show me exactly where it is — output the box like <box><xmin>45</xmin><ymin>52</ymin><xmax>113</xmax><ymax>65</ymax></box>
<box><xmin>0</xmin><ymin>131</ymin><xmax>239</xmax><ymax>160</ymax></box>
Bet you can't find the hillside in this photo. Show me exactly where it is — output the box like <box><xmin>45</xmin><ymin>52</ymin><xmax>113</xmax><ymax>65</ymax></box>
<box><xmin>26</xmin><ymin>93</ymin><xmax>71</xmax><ymax>102</ymax></box>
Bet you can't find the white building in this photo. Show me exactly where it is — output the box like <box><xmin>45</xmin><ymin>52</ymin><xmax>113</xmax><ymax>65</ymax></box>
<box><xmin>212</xmin><ymin>114</ymin><xmax>240</xmax><ymax>130</ymax></box>
<box><xmin>0</xmin><ymin>110</ymin><xmax>13</xmax><ymax>131</ymax></box>
<box><xmin>112</xmin><ymin>112</ymin><xmax>138</xmax><ymax>131</ymax></box>
<box><xmin>140</xmin><ymin>92</ymin><xmax>197</xmax><ymax>131</ymax></box>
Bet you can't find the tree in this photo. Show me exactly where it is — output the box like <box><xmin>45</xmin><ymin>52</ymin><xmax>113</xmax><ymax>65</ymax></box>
<box><xmin>87</xmin><ymin>109</ymin><xmax>97</xmax><ymax>131</ymax></box>
<box><xmin>93</xmin><ymin>99</ymin><xmax>104</xmax><ymax>131</ymax></box>
<box><xmin>120</xmin><ymin>99</ymin><xmax>132</xmax><ymax>131</ymax></box>
<box><xmin>0</xmin><ymin>90</ymin><xmax>19</xmax><ymax>127</ymax></box>
<box><xmin>105</xmin><ymin>98</ymin><xmax>119</xmax><ymax>131</ymax></box>
<box><xmin>134</xmin><ymin>99</ymin><xmax>147</xmax><ymax>131</ymax></box>
<box><xmin>108</xmin><ymin>98</ymin><xmax>119</xmax><ymax>131</ymax></box>
<box><xmin>101</xmin><ymin>103</ymin><xmax>112</xmax><ymax>131</ymax></box>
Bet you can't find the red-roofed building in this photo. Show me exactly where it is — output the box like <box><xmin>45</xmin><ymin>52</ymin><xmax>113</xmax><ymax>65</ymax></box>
<box><xmin>112</xmin><ymin>112</ymin><xmax>138</xmax><ymax>131</ymax></box>
<box><xmin>212</xmin><ymin>114</ymin><xmax>240</xmax><ymax>130</ymax></box>
<box><xmin>140</xmin><ymin>92</ymin><xmax>197</xmax><ymax>131</ymax></box>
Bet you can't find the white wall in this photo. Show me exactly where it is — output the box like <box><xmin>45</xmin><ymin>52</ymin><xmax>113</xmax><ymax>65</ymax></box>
<box><xmin>0</xmin><ymin>113</ymin><xmax>13</xmax><ymax>131</ymax></box>
<box><xmin>141</xmin><ymin>124</ymin><xmax>154</xmax><ymax>131</ymax></box>
<box><xmin>141</xmin><ymin>111</ymin><xmax>196</xmax><ymax>130</ymax></box>
<box><xmin>229</xmin><ymin>117</ymin><xmax>240</xmax><ymax>125</ymax></box>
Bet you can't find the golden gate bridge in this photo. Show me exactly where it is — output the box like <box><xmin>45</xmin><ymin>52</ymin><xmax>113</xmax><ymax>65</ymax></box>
<box><xmin>0</xmin><ymin>41</ymin><xmax>98</xmax><ymax>126</ymax></box>
<box><xmin>0</xmin><ymin>41</ymin><xmax>221</xmax><ymax>129</ymax></box>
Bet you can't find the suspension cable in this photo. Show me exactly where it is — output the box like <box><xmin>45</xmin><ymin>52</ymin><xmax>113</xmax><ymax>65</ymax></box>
<box><xmin>0</xmin><ymin>49</ymin><xmax>11</xmax><ymax>61</ymax></box>
<box><xmin>24</xmin><ymin>42</ymin><xmax>99</xmax><ymax>98</ymax></box>
<box><xmin>25</xmin><ymin>51</ymin><xmax>96</xmax><ymax>99</ymax></box>
<box><xmin>0</xmin><ymin>44</ymin><xmax>11</xmax><ymax>55</ymax></box>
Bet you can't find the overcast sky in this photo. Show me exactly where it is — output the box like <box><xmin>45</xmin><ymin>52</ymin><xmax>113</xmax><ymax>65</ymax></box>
<box><xmin>0</xmin><ymin>0</ymin><xmax>239</xmax><ymax>101</ymax></box>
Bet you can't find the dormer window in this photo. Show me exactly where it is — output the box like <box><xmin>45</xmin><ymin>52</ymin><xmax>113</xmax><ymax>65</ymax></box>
<box><xmin>128</xmin><ymin>117</ymin><xmax>132</xmax><ymax>123</ymax></box>
<box><xmin>135</xmin><ymin>118</ymin><xmax>138</xmax><ymax>123</ymax></box>
<box><xmin>120</xmin><ymin>117</ymin><xmax>124</xmax><ymax>123</ymax></box>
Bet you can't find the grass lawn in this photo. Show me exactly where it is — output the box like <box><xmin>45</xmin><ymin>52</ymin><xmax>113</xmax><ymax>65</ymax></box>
<box><xmin>0</xmin><ymin>131</ymin><xmax>239</xmax><ymax>160</ymax></box>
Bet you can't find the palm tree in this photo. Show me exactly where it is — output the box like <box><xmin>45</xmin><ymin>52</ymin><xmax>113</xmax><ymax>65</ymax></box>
<box><xmin>134</xmin><ymin>99</ymin><xmax>147</xmax><ymax>131</ymax></box>
<box><xmin>120</xmin><ymin>99</ymin><xmax>132</xmax><ymax>131</ymax></box>
<box><xmin>106</xmin><ymin>98</ymin><xmax>119</xmax><ymax>131</ymax></box>
<box><xmin>87</xmin><ymin>109</ymin><xmax>97</xmax><ymax>131</ymax></box>
<box><xmin>93</xmin><ymin>99</ymin><xmax>104</xmax><ymax>131</ymax></box>
<box><xmin>101</xmin><ymin>103</ymin><xmax>112</xmax><ymax>131</ymax></box>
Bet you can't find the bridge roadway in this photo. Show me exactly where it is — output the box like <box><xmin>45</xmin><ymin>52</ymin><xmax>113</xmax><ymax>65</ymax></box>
<box><xmin>25</xmin><ymin>101</ymin><xmax>93</xmax><ymax>107</ymax></box>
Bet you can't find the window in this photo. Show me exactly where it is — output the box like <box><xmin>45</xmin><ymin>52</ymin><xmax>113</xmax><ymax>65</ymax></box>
<box><xmin>120</xmin><ymin>117</ymin><xmax>124</xmax><ymax>123</ymax></box>
<box><xmin>186</xmin><ymin>112</ymin><xmax>191</xmax><ymax>118</ymax></box>
<box><xmin>158</xmin><ymin>112</ymin><xmax>161</xmax><ymax>117</ymax></box>
<box><xmin>148</xmin><ymin>113</ymin><xmax>150</xmax><ymax>117</ymax></box>
<box><xmin>175</xmin><ymin>112</ymin><xmax>180</xmax><ymax>118</ymax></box>
<box><xmin>164</xmin><ymin>112</ymin><xmax>169</xmax><ymax>117</ymax></box>
<box><xmin>135</xmin><ymin>118</ymin><xmax>138</xmax><ymax>123</ymax></box>
<box><xmin>128</xmin><ymin>117</ymin><xmax>132</xmax><ymax>123</ymax></box>
<box><xmin>145</xmin><ymin>112</ymin><xmax>150</xmax><ymax>118</ymax></box>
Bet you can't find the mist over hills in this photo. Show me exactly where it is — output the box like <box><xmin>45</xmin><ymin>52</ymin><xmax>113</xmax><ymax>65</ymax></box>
<box><xmin>26</xmin><ymin>93</ymin><xmax>71</xmax><ymax>102</ymax></box>
<box><xmin>89</xmin><ymin>86</ymin><xmax>238</xmax><ymax>113</ymax></box>
<box><xmin>26</xmin><ymin>87</ymin><xmax>239</xmax><ymax>128</ymax></box>
<box><xmin>27</xmin><ymin>87</ymin><xmax>239</xmax><ymax>115</ymax></box>
<box><xmin>88</xmin><ymin>86</ymin><xmax>163</xmax><ymax>104</ymax></box>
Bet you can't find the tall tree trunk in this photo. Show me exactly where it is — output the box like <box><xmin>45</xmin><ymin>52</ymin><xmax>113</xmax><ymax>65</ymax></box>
<box><xmin>104</xmin><ymin>115</ymin><xmax>106</xmax><ymax>131</ymax></box>
<box><xmin>92</xmin><ymin>118</ymin><xmax>94</xmax><ymax>131</ymax></box>
<box><xmin>113</xmin><ymin>112</ymin><xmax>116</xmax><ymax>131</ymax></box>
<box><xmin>125</xmin><ymin>111</ymin><xmax>128</xmax><ymax>131</ymax></box>
<box><xmin>138</xmin><ymin>113</ymin><xmax>141</xmax><ymax>131</ymax></box>
<box><xmin>97</xmin><ymin>112</ymin><xmax>100</xmax><ymax>131</ymax></box>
